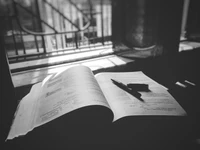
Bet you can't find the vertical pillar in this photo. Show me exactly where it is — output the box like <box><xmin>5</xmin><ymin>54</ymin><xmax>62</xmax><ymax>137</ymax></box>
<box><xmin>186</xmin><ymin>0</ymin><xmax>200</xmax><ymax>41</ymax></box>
<box><xmin>125</xmin><ymin>0</ymin><xmax>159</xmax><ymax>48</ymax></box>
<box><xmin>157</xmin><ymin>0</ymin><xmax>184</xmax><ymax>54</ymax></box>
<box><xmin>112</xmin><ymin>0</ymin><xmax>184</xmax><ymax>54</ymax></box>
<box><xmin>111</xmin><ymin>0</ymin><xmax>126</xmax><ymax>47</ymax></box>
<box><xmin>181</xmin><ymin>0</ymin><xmax>190</xmax><ymax>39</ymax></box>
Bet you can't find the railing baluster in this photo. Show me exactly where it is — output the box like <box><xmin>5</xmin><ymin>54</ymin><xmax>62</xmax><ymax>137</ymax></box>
<box><xmin>31</xmin><ymin>1</ymin><xmax>39</xmax><ymax>53</ymax></box>
<box><xmin>35</xmin><ymin>0</ymin><xmax>46</xmax><ymax>53</ymax></box>
<box><xmin>89</xmin><ymin>1</ymin><xmax>95</xmax><ymax>47</ymax></box>
<box><xmin>62</xmin><ymin>9</ymin><xmax>67</xmax><ymax>48</ymax></box>
<box><xmin>41</xmin><ymin>35</ymin><xmax>46</xmax><ymax>53</ymax></box>
<box><xmin>87</xmin><ymin>28</ymin><xmax>90</xmax><ymax>48</ymax></box>
<box><xmin>59</xmin><ymin>2</ymin><xmax>64</xmax><ymax>50</ymax></box>
<box><xmin>75</xmin><ymin>33</ymin><xmax>78</xmax><ymax>49</ymax></box>
<box><xmin>75</xmin><ymin>4</ymin><xmax>80</xmax><ymax>47</ymax></box>
<box><xmin>55</xmin><ymin>35</ymin><xmax>58</xmax><ymax>51</ymax></box>
<box><xmin>109</xmin><ymin>0</ymin><xmax>112</xmax><ymax>39</ymax></box>
<box><xmin>101</xmin><ymin>0</ymin><xmax>104</xmax><ymax>45</ymax></box>
<box><xmin>19</xmin><ymin>28</ymin><xmax>26</xmax><ymax>55</ymax></box>
<box><xmin>107</xmin><ymin>2</ymin><xmax>109</xmax><ymax>41</ymax></box>
<box><xmin>10</xmin><ymin>17</ymin><xmax>18</xmax><ymax>55</ymax></box>
<box><xmin>35</xmin><ymin>35</ymin><xmax>39</xmax><ymax>53</ymax></box>
<box><xmin>51</xmin><ymin>6</ymin><xmax>56</xmax><ymax>50</ymax></box>
<box><xmin>70</xmin><ymin>2</ymin><xmax>74</xmax><ymax>48</ymax></box>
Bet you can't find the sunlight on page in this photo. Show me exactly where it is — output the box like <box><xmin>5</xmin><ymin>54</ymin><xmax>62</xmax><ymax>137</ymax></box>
<box><xmin>34</xmin><ymin>66</ymin><xmax>110</xmax><ymax>127</ymax></box>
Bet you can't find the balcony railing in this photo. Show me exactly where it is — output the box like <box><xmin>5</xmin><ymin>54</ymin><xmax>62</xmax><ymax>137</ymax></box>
<box><xmin>2</xmin><ymin>0</ymin><xmax>112</xmax><ymax>65</ymax></box>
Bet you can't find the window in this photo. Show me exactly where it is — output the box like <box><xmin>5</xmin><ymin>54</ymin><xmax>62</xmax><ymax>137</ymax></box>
<box><xmin>2</xmin><ymin>0</ymin><xmax>112</xmax><ymax>71</ymax></box>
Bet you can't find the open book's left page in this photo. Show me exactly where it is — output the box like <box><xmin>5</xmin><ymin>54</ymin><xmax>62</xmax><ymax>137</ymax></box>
<box><xmin>7</xmin><ymin>83</ymin><xmax>42</xmax><ymax>140</ymax></box>
<box><xmin>7</xmin><ymin>65</ymin><xmax>110</xmax><ymax>140</ymax></box>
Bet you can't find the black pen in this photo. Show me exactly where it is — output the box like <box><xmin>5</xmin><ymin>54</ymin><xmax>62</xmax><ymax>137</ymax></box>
<box><xmin>127</xmin><ymin>83</ymin><xmax>149</xmax><ymax>91</ymax></box>
<box><xmin>111</xmin><ymin>79</ymin><xmax>142</xmax><ymax>99</ymax></box>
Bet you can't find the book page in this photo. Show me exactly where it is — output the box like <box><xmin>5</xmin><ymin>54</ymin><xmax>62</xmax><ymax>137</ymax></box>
<box><xmin>33</xmin><ymin>65</ymin><xmax>110</xmax><ymax>127</ymax></box>
<box><xmin>8</xmin><ymin>65</ymin><xmax>110</xmax><ymax>139</ymax></box>
<box><xmin>95</xmin><ymin>71</ymin><xmax>186</xmax><ymax>121</ymax></box>
<box><xmin>7</xmin><ymin>83</ymin><xmax>42</xmax><ymax>140</ymax></box>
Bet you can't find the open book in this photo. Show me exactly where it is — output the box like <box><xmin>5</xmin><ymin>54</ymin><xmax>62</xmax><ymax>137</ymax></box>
<box><xmin>7</xmin><ymin>65</ymin><xmax>186</xmax><ymax>140</ymax></box>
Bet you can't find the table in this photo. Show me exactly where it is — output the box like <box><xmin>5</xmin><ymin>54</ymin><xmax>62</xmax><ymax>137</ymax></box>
<box><xmin>4</xmin><ymin>49</ymin><xmax>200</xmax><ymax>150</ymax></box>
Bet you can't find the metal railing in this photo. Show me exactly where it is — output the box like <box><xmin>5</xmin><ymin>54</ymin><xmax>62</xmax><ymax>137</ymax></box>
<box><xmin>2</xmin><ymin>0</ymin><xmax>112</xmax><ymax>63</ymax></box>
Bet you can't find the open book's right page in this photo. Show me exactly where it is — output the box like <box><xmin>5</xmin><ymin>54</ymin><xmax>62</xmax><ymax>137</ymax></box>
<box><xmin>95</xmin><ymin>71</ymin><xmax>186</xmax><ymax>121</ymax></box>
